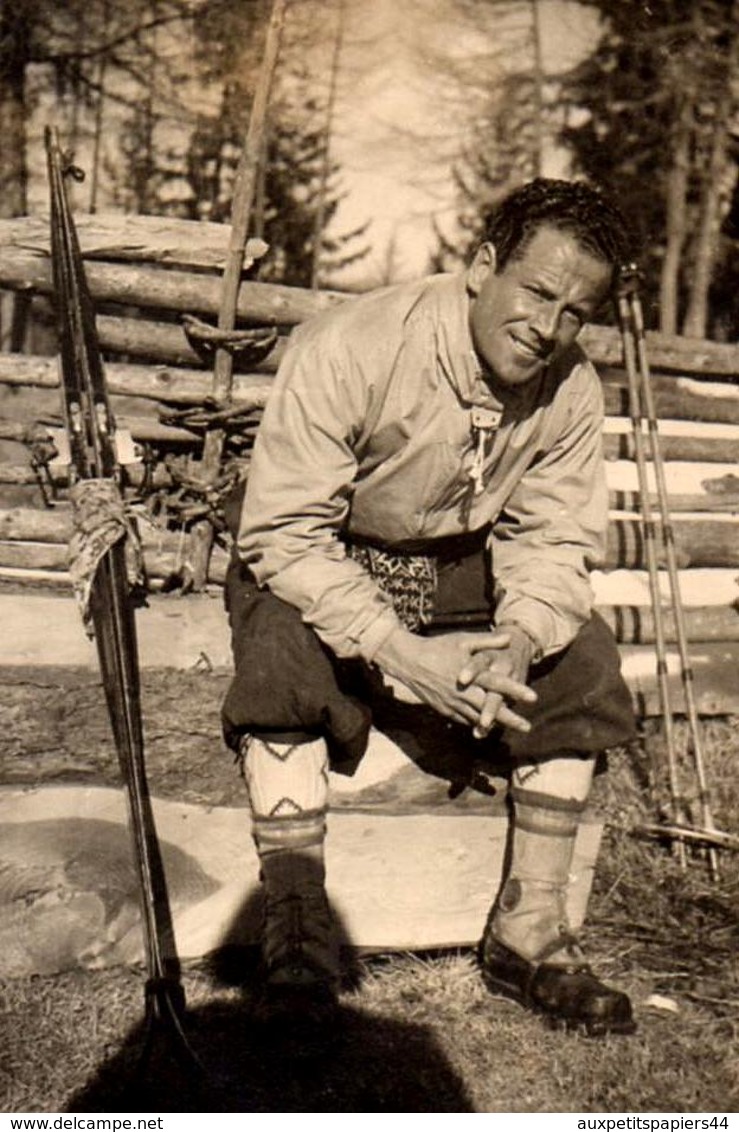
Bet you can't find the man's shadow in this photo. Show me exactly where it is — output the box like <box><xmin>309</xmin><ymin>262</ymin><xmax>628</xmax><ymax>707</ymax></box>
<box><xmin>66</xmin><ymin>885</ymin><xmax>475</xmax><ymax>1113</ymax></box>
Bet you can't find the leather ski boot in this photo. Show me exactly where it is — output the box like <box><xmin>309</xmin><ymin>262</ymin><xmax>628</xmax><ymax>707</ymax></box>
<box><xmin>479</xmin><ymin>786</ymin><xmax>635</xmax><ymax>1036</ymax></box>
<box><xmin>241</xmin><ymin>735</ymin><xmax>340</xmax><ymax>1035</ymax></box>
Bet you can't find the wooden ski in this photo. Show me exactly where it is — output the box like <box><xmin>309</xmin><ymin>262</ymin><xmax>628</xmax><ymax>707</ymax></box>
<box><xmin>45</xmin><ymin>126</ymin><xmax>201</xmax><ymax>1075</ymax></box>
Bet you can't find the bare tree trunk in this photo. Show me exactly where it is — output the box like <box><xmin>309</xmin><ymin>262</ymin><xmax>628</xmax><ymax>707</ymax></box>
<box><xmin>0</xmin><ymin>6</ymin><xmax>30</xmax><ymax>218</ymax></box>
<box><xmin>682</xmin><ymin>93</ymin><xmax>733</xmax><ymax>339</ymax></box>
<box><xmin>682</xmin><ymin>7</ymin><xmax>739</xmax><ymax>339</ymax></box>
<box><xmin>530</xmin><ymin>0</ymin><xmax>544</xmax><ymax>178</ymax></box>
<box><xmin>89</xmin><ymin>0</ymin><xmax>111</xmax><ymax>214</ymax></box>
<box><xmin>0</xmin><ymin>6</ymin><xmax>29</xmax><ymax>355</ymax></box>
<box><xmin>659</xmin><ymin>98</ymin><xmax>692</xmax><ymax>335</ymax></box>
<box><xmin>310</xmin><ymin>0</ymin><xmax>346</xmax><ymax>291</ymax></box>
<box><xmin>137</xmin><ymin>5</ymin><xmax>160</xmax><ymax>214</ymax></box>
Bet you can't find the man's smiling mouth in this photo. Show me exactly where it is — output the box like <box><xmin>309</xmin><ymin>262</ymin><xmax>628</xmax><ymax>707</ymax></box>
<box><xmin>510</xmin><ymin>334</ymin><xmax>545</xmax><ymax>360</ymax></box>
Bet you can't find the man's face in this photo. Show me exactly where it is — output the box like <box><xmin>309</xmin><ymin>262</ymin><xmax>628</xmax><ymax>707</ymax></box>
<box><xmin>468</xmin><ymin>224</ymin><xmax>612</xmax><ymax>388</ymax></box>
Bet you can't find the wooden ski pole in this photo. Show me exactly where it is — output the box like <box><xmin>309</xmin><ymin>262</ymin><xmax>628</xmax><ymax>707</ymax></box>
<box><xmin>616</xmin><ymin>268</ymin><xmax>686</xmax><ymax>869</ymax></box>
<box><xmin>624</xmin><ymin>272</ymin><xmax>720</xmax><ymax>881</ymax></box>
<box><xmin>187</xmin><ymin>0</ymin><xmax>287</xmax><ymax>589</ymax></box>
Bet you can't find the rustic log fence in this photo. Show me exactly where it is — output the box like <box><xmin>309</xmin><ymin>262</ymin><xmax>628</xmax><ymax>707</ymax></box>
<box><xmin>0</xmin><ymin>214</ymin><xmax>737</xmax><ymax>710</ymax></box>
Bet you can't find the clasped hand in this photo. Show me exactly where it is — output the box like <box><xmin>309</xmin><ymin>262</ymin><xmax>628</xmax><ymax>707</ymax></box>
<box><xmin>374</xmin><ymin>625</ymin><xmax>537</xmax><ymax>739</ymax></box>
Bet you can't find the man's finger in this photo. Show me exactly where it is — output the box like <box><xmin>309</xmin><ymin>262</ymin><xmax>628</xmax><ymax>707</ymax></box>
<box><xmin>471</xmin><ymin>669</ymin><xmax>537</xmax><ymax>703</ymax></box>
<box><xmin>466</xmin><ymin>631</ymin><xmax>511</xmax><ymax>654</ymax></box>
<box><xmin>452</xmin><ymin>700</ymin><xmax>486</xmax><ymax>728</ymax></box>
<box><xmin>472</xmin><ymin>700</ymin><xmax>533</xmax><ymax>739</ymax></box>
<box><xmin>473</xmin><ymin>691</ymin><xmax>503</xmax><ymax>738</ymax></box>
<box><xmin>495</xmin><ymin>703</ymin><xmax>533</xmax><ymax>733</ymax></box>
<box><xmin>457</xmin><ymin>637</ymin><xmax>512</xmax><ymax>685</ymax></box>
<box><xmin>446</xmin><ymin>684</ymin><xmax>487</xmax><ymax>728</ymax></box>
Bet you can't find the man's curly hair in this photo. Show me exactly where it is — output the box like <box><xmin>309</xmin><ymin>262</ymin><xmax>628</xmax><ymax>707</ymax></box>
<box><xmin>483</xmin><ymin>179</ymin><xmax>632</xmax><ymax>284</ymax></box>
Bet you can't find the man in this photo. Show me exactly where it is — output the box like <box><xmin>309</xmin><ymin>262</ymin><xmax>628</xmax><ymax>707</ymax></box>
<box><xmin>223</xmin><ymin>178</ymin><xmax>637</xmax><ymax>1036</ymax></box>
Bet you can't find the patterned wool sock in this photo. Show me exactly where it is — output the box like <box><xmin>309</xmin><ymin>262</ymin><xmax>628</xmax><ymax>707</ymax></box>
<box><xmin>241</xmin><ymin>735</ymin><xmax>337</xmax><ymax>986</ymax></box>
<box><xmin>491</xmin><ymin>786</ymin><xmax>587</xmax><ymax>965</ymax></box>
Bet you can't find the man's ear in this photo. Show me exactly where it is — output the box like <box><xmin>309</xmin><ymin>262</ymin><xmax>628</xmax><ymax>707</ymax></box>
<box><xmin>467</xmin><ymin>242</ymin><xmax>497</xmax><ymax>296</ymax></box>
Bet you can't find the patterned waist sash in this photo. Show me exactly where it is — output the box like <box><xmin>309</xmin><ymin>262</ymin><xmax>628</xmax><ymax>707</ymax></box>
<box><xmin>346</xmin><ymin>542</ymin><xmax>437</xmax><ymax>632</ymax></box>
<box><xmin>346</xmin><ymin>529</ymin><xmax>490</xmax><ymax>633</ymax></box>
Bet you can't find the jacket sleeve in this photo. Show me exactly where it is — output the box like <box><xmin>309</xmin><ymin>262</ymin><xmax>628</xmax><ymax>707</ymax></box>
<box><xmin>490</xmin><ymin>363</ymin><xmax>608</xmax><ymax>659</ymax></box>
<box><xmin>235</xmin><ymin>322</ymin><xmax>403</xmax><ymax>661</ymax></box>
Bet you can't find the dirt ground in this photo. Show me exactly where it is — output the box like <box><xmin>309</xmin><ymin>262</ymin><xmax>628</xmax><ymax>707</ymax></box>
<box><xmin>0</xmin><ymin>665</ymin><xmax>239</xmax><ymax>807</ymax></box>
<box><xmin>0</xmin><ymin>663</ymin><xmax>519</xmax><ymax>815</ymax></box>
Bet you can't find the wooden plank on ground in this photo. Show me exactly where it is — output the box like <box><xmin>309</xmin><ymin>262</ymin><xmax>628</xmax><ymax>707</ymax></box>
<box><xmin>0</xmin><ymin>782</ymin><xmax>601</xmax><ymax>968</ymax></box>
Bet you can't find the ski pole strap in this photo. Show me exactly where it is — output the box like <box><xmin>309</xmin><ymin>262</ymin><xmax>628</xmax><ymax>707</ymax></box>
<box><xmin>68</xmin><ymin>478</ymin><xmax>144</xmax><ymax>633</ymax></box>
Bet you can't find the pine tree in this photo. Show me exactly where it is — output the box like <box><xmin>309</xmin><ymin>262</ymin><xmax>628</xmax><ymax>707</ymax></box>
<box><xmin>178</xmin><ymin>0</ymin><xmax>367</xmax><ymax>288</ymax></box>
<box><xmin>0</xmin><ymin>0</ymin><xmax>195</xmax><ymax>217</ymax></box>
<box><xmin>555</xmin><ymin>0</ymin><xmax>739</xmax><ymax>338</ymax></box>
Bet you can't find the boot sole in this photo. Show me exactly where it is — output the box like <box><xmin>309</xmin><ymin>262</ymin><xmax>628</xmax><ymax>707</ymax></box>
<box><xmin>481</xmin><ymin>970</ymin><xmax>637</xmax><ymax>1038</ymax></box>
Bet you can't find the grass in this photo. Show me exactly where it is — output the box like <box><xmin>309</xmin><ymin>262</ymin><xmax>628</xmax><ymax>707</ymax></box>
<box><xmin>1</xmin><ymin>718</ymin><xmax>738</xmax><ymax>1114</ymax></box>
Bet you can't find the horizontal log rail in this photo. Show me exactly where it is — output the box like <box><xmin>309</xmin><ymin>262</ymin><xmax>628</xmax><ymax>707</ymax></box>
<box><xmin>2</xmin><ymin>414</ymin><xmax>737</xmax><ymax>468</ymax></box>
<box><xmin>2</xmin><ymin>352</ymin><xmax>739</xmax><ymax>425</ymax></box>
<box><xmin>2</xmin><ymin>505</ymin><xmax>738</xmax><ymax>570</ymax></box>
<box><xmin>0</xmin><ymin>554</ymin><xmax>734</xmax><ymax>647</ymax></box>
<box><xmin>0</xmin><ymin>249</ymin><xmax>344</xmax><ymax>329</ymax></box>
<box><xmin>2</xmin><ymin>211</ymin><xmax>738</xmax><ymax>368</ymax></box>
<box><xmin>600</xmin><ymin>371</ymin><xmax>739</xmax><ymax>425</ymax></box>
<box><xmin>605</xmin><ymin>513</ymin><xmax>739</xmax><ymax>569</ymax></box>
<box><xmin>1</xmin><ymin>460</ymin><xmax>735</xmax><ymax>515</ymax></box>
<box><xmin>0</xmin><ymin>354</ymin><xmax>274</xmax><ymax>407</ymax></box>
<box><xmin>83</xmin><ymin>323</ymin><xmax>739</xmax><ymax>380</ymax></box>
<box><xmin>602</xmin><ymin>432</ymin><xmax>738</xmax><ymax>464</ymax></box>
<box><xmin>596</xmin><ymin>602</ymin><xmax>739</xmax><ymax>644</ymax></box>
<box><xmin>57</xmin><ymin>420</ymin><xmax>736</xmax><ymax>464</ymax></box>
<box><xmin>2</xmin><ymin>210</ymin><xmax>737</xmax><ymax>368</ymax></box>
<box><xmin>0</xmin><ymin>214</ymin><xmax>267</xmax><ymax>273</ymax></box>
<box><xmin>0</xmin><ymin>414</ymin><xmax>208</xmax><ymax>447</ymax></box>
<box><xmin>0</xmin><ymin>210</ymin><xmax>736</xmax><ymax>687</ymax></box>
<box><xmin>96</xmin><ymin>315</ymin><xmax>287</xmax><ymax>373</ymax></box>
<box><xmin>0</xmin><ymin>538</ymin><xmax>230</xmax><ymax>584</ymax></box>
<box><xmin>0</xmin><ymin>464</ymin><xmax>174</xmax><ymax>491</ymax></box>
<box><xmin>0</xmin><ymin>463</ymin><xmax>735</xmax><ymax>517</ymax></box>
<box><xmin>577</xmin><ymin>325</ymin><xmax>739</xmax><ymax>377</ymax></box>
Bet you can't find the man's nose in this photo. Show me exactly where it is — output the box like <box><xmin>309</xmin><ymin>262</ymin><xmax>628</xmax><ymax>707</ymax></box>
<box><xmin>530</xmin><ymin>303</ymin><xmax>561</xmax><ymax>341</ymax></box>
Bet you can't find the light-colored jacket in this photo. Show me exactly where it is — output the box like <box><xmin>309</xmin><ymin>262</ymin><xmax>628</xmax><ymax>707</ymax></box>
<box><xmin>237</xmin><ymin>272</ymin><xmax>608</xmax><ymax>662</ymax></box>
